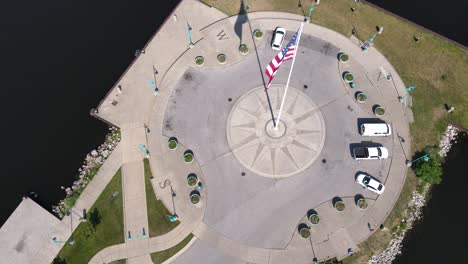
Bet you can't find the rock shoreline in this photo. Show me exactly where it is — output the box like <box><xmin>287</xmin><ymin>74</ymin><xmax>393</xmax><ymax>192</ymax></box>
<box><xmin>52</xmin><ymin>126</ymin><xmax>121</xmax><ymax>219</ymax></box>
<box><xmin>368</xmin><ymin>124</ymin><xmax>459</xmax><ymax>264</ymax></box>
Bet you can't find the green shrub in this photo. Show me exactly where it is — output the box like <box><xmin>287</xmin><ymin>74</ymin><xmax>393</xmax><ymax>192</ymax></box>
<box><xmin>334</xmin><ymin>201</ymin><xmax>345</xmax><ymax>211</ymax></box>
<box><xmin>195</xmin><ymin>56</ymin><xmax>204</xmax><ymax>65</ymax></box>
<box><xmin>299</xmin><ymin>227</ymin><xmax>310</xmax><ymax>238</ymax></box>
<box><xmin>184</xmin><ymin>153</ymin><xmax>194</xmax><ymax>163</ymax></box>
<box><xmin>414</xmin><ymin>156</ymin><xmax>442</xmax><ymax>184</ymax></box>
<box><xmin>339</xmin><ymin>53</ymin><xmax>349</xmax><ymax>62</ymax></box>
<box><xmin>239</xmin><ymin>44</ymin><xmax>249</xmax><ymax>54</ymax></box>
<box><xmin>254</xmin><ymin>30</ymin><xmax>264</xmax><ymax>39</ymax></box>
<box><xmin>168</xmin><ymin>140</ymin><xmax>178</xmax><ymax>150</ymax></box>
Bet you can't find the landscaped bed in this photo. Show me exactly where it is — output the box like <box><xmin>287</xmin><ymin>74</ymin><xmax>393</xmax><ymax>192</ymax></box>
<box><xmin>144</xmin><ymin>159</ymin><xmax>179</xmax><ymax>237</ymax></box>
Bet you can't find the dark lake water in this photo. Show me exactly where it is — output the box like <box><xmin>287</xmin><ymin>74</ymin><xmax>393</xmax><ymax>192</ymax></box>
<box><xmin>367</xmin><ymin>0</ymin><xmax>468</xmax><ymax>47</ymax></box>
<box><xmin>394</xmin><ymin>132</ymin><xmax>468</xmax><ymax>263</ymax></box>
<box><xmin>0</xmin><ymin>0</ymin><xmax>180</xmax><ymax>225</ymax></box>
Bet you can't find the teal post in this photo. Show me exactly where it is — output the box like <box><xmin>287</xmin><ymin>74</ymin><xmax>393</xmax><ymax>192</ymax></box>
<box><xmin>406</xmin><ymin>153</ymin><xmax>429</xmax><ymax>167</ymax></box>
<box><xmin>399</xmin><ymin>85</ymin><xmax>416</xmax><ymax>102</ymax></box>
<box><xmin>187</xmin><ymin>22</ymin><xmax>194</xmax><ymax>48</ymax></box>
<box><xmin>307</xmin><ymin>6</ymin><xmax>315</xmax><ymax>23</ymax></box>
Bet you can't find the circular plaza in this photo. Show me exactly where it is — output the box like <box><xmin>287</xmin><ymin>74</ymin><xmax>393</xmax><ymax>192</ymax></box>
<box><xmin>144</xmin><ymin>11</ymin><xmax>410</xmax><ymax>264</ymax></box>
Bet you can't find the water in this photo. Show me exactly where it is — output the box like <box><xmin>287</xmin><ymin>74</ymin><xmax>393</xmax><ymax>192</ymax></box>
<box><xmin>366</xmin><ymin>0</ymin><xmax>468</xmax><ymax>47</ymax></box>
<box><xmin>0</xmin><ymin>0</ymin><xmax>180</xmax><ymax>226</ymax></box>
<box><xmin>394</xmin><ymin>132</ymin><xmax>468</xmax><ymax>263</ymax></box>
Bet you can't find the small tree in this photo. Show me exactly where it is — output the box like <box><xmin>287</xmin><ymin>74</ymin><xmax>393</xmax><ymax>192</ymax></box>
<box><xmin>89</xmin><ymin>208</ymin><xmax>101</xmax><ymax>231</ymax></box>
<box><xmin>53</xmin><ymin>257</ymin><xmax>67</xmax><ymax>264</ymax></box>
<box><xmin>415</xmin><ymin>156</ymin><xmax>443</xmax><ymax>184</ymax></box>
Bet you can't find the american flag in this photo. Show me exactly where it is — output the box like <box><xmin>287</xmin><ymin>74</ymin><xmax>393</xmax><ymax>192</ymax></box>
<box><xmin>265</xmin><ymin>30</ymin><xmax>299</xmax><ymax>91</ymax></box>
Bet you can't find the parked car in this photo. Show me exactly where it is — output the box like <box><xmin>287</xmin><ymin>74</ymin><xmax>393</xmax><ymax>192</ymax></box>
<box><xmin>271</xmin><ymin>27</ymin><xmax>286</xmax><ymax>50</ymax></box>
<box><xmin>353</xmin><ymin>146</ymin><xmax>388</xmax><ymax>160</ymax></box>
<box><xmin>356</xmin><ymin>174</ymin><xmax>385</xmax><ymax>194</ymax></box>
<box><xmin>360</xmin><ymin>123</ymin><xmax>392</xmax><ymax>137</ymax></box>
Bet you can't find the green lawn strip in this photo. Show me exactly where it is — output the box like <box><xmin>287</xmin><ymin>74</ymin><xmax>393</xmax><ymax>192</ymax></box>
<box><xmin>203</xmin><ymin>0</ymin><xmax>468</xmax><ymax>151</ymax></box>
<box><xmin>143</xmin><ymin>158</ymin><xmax>180</xmax><ymax>237</ymax></box>
<box><xmin>150</xmin><ymin>234</ymin><xmax>194</xmax><ymax>264</ymax></box>
<box><xmin>56</xmin><ymin>169</ymin><xmax>124</xmax><ymax>264</ymax></box>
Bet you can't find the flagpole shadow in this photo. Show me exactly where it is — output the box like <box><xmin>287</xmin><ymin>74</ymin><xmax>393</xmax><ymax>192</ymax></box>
<box><xmin>243</xmin><ymin>2</ymin><xmax>277</xmax><ymax>127</ymax></box>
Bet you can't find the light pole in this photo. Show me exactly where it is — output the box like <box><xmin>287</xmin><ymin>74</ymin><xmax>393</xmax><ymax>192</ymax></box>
<box><xmin>399</xmin><ymin>85</ymin><xmax>416</xmax><ymax>102</ymax></box>
<box><xmin>186</xmin><ymin>22</ymin><xmax>194</xmax><ymax>48</ymax></box>
<box><xmin>306</xmin><ymin>6</ymin><xmax>314</xmax><ymax>23</ymax></box>
<box><xmin>361</xmin><ymin>26</ymin><xmax>383</xmax><ymax>52</ymax></box>
<box><xmin>406</xmin><ymin>153</ymin><xmax>429</xmax><ymax>167</ymax></box>
<box><xmin>52</xmin><ymin>237</ymin><xmax>75</xmax><ymax>245</ymax></box>
<box><xmin>138</xmin><ymin>144</ymin><xmax>150</xmax><ymax>158</ymax></box>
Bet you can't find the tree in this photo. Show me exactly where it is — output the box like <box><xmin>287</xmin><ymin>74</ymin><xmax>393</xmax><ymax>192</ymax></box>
<box><xmin>89</xmin><ymin>208</ymin><xmax>101</xmax><ymax>231</ymax></box>
<box><xmin>414</xmin><ymin>157</ymin><xmax>443</xmax><ymax>185</ymax></box>
<box><xmin>53</xmin><ymin>257</ymin><xmax>67</xmax><ymax>264</ymax></box>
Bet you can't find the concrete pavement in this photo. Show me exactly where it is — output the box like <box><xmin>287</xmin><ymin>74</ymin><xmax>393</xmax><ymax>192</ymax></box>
<box><xmin>89</xmin><ymin>1</ymin><xmax>412</xmax><ymax>263</ymax></box>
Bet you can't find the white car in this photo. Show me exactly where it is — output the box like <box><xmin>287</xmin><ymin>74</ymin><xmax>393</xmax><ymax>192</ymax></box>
<box><xmin>271</xmin><ymin>27</ymin><xmax>286</xmax><ymax>50</ymax></box>
<box><xmin>353</xmin><ymin>146</ymin><xmax>389</xmax><ymax>160</ymax></box>
<box><xmin>356</xmin><ymin>174</ymin><xmax>385</xmax><ymax>194</ymax></box>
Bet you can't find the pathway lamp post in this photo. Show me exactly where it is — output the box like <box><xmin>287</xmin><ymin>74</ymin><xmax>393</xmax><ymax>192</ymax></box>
<box><xmin>399</xmin><ymin>85</ymin><xmax>416</xmax><ymax>102</ymax></box>
<box><xmin>306</xmin><ymin>6</ymin><xmax>314</xmax><ymax>23</ymax></box>
<box><xmin>186</xmin><ymin>22</ymin><xmax>194</xmax><ymax>48</ymax></box>
<box><xmin>51</xmin><ymin>237</ymin><xmax>75</xmax><ymax>245</ymax></box>
<box><xmin>406</xmin><ymin>153</ymin><xmax>429</xmax><ymax>167</ymax></box>
<box><xmin>138</xmin><ymin>145</ymin><xmax>150</xmax><ymax>158</ymax></box>
<box><xmin>361</xmin><ymin>27</ymin><xmax>382</xmax><ymax>52</ymax></box>
<box><xmin>167</xmin><ymin>214</ymin><xmax>178</xmax><ymax>222</ymax></box>
<box><xmin>243</xmin><ymin>0</ymin><xmax>249</xmax><ymax>12</ymax></box>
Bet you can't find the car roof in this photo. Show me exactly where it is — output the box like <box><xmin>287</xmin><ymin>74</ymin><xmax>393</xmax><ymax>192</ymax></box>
<box><xmin>368</xmin><ymin>178</ymin><xmax>382</xmax><ymax>189</ymax></box>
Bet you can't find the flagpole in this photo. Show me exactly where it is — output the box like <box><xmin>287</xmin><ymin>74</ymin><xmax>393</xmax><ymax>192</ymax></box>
<box><xmin>275</xmin><ymin>22</ymin><xmax>305</xmax><ymax>129</ymax></box>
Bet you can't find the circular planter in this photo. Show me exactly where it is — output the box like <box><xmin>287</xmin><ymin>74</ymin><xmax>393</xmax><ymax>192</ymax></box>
<box><xmin>187</xmin><ymin>174</ymin><xmax>198</xmax><ymax>187</ymax></box>
<box><xmin>195</xmin><ymin>56</ymin><xmax>204</xmax><ymax>66</ymax></box>
<box><xmin>334</xmin><ymin>201</ymin><xmax>346</xmax><ymax>212</ymax></box>
<box><xmin>168</xmin><ymin>139</ymin><xmax>178</xmax><ymax>150</ymax></box>
<box><xmin>217</xmin><ymin>54</ymin><xmax>227</xmax><ymax>65</ymax></box>
<box><xmin>343</xmin><ymin>72</ymin><xmax>354</xmax><ymax>83</ymax></box>
<box><xmin>339</xmin><ymin>53</ymin><xmax>349</xmax><ymax>63</ymax></box>
<box><xmin>299</xmin><ymin>227</ymin><xmax>311</xmax><ymax>239</ymax></box>
<box><xmin>356</xmin><ymin>198</ymin><xmax>368</xmax><ymax>210</ymax></box>
<box><xmin>253</xmin><ymin>29</ymin><xmax>264</xmax><ymax>40</ymax></box>
<box><xmin>356</xmin><ymin>92</ymin><xmax>367</xmax><ymax>103</ymax></box>
<box><xmin>374</xmin><ymin>106</ymin><xmax>385</xmax><ymax>117</ymax></box>
<box><xmin>308</xmin><ymin>214</ymin><xmax>320</xmax><ymax>226</ymax></box>
<box><xmin>190</xmin><ymin>193</ymin><xmax>201</xmax><ymax>204</ymax></box>
<box><xmin>239</xmin><ymin>44</ymin><xmax>249</xmax><ymax>55</ymax></box>
<box><xmin>184</xmin><ymin>153</ymin><xmax>194</xmax><ymax>164</ymax></box>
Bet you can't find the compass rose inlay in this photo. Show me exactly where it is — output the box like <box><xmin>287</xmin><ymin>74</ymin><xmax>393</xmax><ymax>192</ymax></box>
<box><xmin>226</xmin><ymin>86</ymin><xmax>326</xmax><ymax>178</ymax></box>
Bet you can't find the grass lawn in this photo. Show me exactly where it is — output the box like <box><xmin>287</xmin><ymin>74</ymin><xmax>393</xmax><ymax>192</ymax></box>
<box><xmin>56</xmin><ymin>168</ymin><xmax>124</xmax><ymax>264</ymax></box>
<box><xmin>203</xmin><ymin>0</ymin><xmax>468</xmax><ymax>152</ymax></box>
<box><xmin>150</xmin><ymin>234</ymin><xmax>194</xmax><ymax>264</ymax></box>
<box><xmin>144</xmin><ymin>159</ymin><xmax>180</xmax><ymax>237</ymax></box>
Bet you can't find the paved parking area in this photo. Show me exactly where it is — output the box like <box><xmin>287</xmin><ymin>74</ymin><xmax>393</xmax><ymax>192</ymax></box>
<box><xmin>162</xmin><ymin>33</ymin><xmax>393</xmax><ymax>250</ymax></box>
